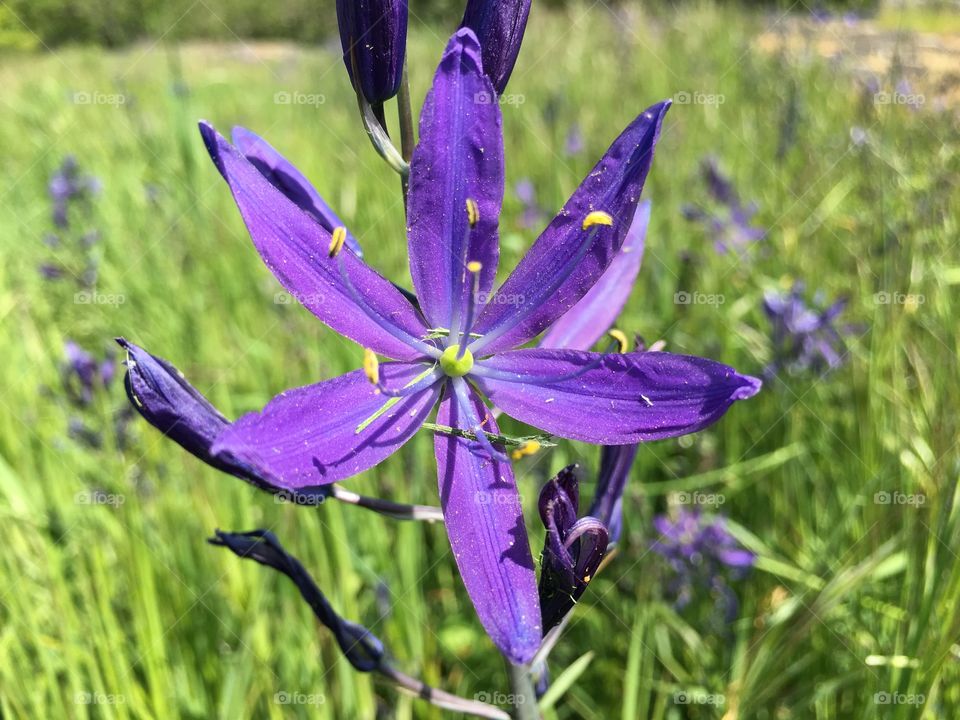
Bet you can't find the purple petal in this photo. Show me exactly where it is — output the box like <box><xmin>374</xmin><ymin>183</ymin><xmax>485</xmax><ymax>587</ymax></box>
<box><xmin>472</xmin><ymin>102</ymin><xmax>670</xmax><ymax>355</ymax></box>
<box><xmin>407</xmin><ymin>29</ymin><xmax>504</xmax><ymax>333</ymax></box>
<box><xmin>117</xmin><ymin>339</ymin><xmax>304</xmax><ymax>496</ymax></box>
<box><xmin>587</xmin><ymin>443</ymin><xmax>639</xmax><ymax>545</ymax></box>
<box><xmin>460</xmin><ymin>0</ymin><xmax>532</xmax><ymax>93</ymax></box>
<box><xmin>716</xmin><ymin>548</ymin><xmax>756</xmax><ymax>568</ymax></box>
<box><xmin>200</xmin><ymin>122</ymin><xmax>431</xmax><ymax>360</ymax></box>
<box><xmin>434</xmin><ymin>379</ymin><xmax>540</xmax><ymax>663</ymax></box>
<box><xmin>231</xmin><ymin>126</ymin><xmax>361</xmax><ymax>256</ymax></box>
<box><xmin>118</xmin><ymin>339</ymin><xmax>229</xmax><ymax>466</ymax></box>
<box><xmin>472</xmin><ymin>349</ymin><xmax>761</xmax><ymax>444</ymax></box>
<box><xmin>335</xmin><ymin>0</ymin><xmax>407</xmax><ymax>104</ymax></box>
<box><xmin>212</xmin><ymin>364</ymin><xmax>441</xmax><ymax>490</ymax></box>
<box><xmin>540</xmin><ymin>200</ymin><xmax>650</xmax><ymax>351</ymax></box>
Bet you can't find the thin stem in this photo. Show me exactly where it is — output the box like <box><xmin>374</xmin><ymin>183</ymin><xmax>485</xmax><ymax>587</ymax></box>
<box><xmin>327</xmin><ymin>485</ymin><xmax>444</xmax><ymax>523</ymax></box>
<box><xmin>507</xmin><ymin>662</ymin><xmax>542</xmax><ymax>720</ymax></box>
<box><xmin>396</xmin><ymin>60</ymin><xmax>415</xmax><ymax>207</ymax></box>
<box><xmin>356</xmin><ymin>92</ymin><xmax>409</xmax><ymax>178</ymax></box>
<box><xmin>381</xmin><ymin>663</ymin><xmax>510</xmax><ymax>719</ymax></box>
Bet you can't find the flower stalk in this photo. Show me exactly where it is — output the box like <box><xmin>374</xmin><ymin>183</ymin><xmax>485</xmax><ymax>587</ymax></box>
<box><xmin>507</xmin><ymin>662</ymin><xmax>541</xmax><ymax>720</ymax></box>
<box><xmin>397</xmin><ymin>61</ymin><xmax>415</xmax><ymax>204</ymax></box>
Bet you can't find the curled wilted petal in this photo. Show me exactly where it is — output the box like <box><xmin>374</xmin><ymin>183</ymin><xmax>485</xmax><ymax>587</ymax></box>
<box><xmin>211</xmin><ymin>529</ymin><xmax>385</xmax><ymax>671</ymax></box>
<box><xmin>336</xmin><ymin>0</ymin><xmax>408</xmax><ymax>104</ymax></box>
<box><xmin>118</xmin><ymin>338</ymin><xmax>231</xmax><ymax>467</ymax></box>
<box><xmin>538</xmin><ymin>466</ymin><xmax>609</xmax><ymax>631</ymax></box>
<box><xmin>460</xmin><ymin>0</ymin><xmax>532</xmax><ymax>93</ymax></box>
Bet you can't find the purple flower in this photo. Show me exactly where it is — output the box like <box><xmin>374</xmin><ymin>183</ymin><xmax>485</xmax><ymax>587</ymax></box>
<box><xmin>133</xmin><ymin>30</ymin><xmax>760</xmax><ymax>663</ymax></box>
<box><xmin>538</xmin><ymin>466</ymin><xmax>609</xmax><ymax>632</ymax></box>
<box><xmin>336</xmin><ymin>0</ymin><xmax>408</xmax><ymax>105</ymax></box>
<box><xmin>460</xmin><ymin>0</ymin><xmax>531</xmax><ymax>94</ymax></box>
<box><xmin>684</xmin><ymin>157</ymin><xmax>765</xmax><ymax>255</ymax></box>
<box><xmin>651</xmin><ymin>509</ymin><xmax>754</xmax><ymax>618</ymax></box>
<box><xmin>514</xmin><ymin>178</ymin><xmax>545</xmax><ymax>229</ymax></box>
<box><xmin>63</xmin><ymin>340</ymin><xmax>114</xmax><ymax>406</ymax></box>
<box><xmin>39</xmin><ymin>263</ymin><xmax>65</xmax><ymax>280</ymax></box>
<box><xmin>48</xmin><ymin>156</ymin><xmax>100</xmax><ymax>229</ymax></box>
<box><xmin>564</xmin><ymin>123</ymin><xmax>585</xmax><ymax>156</ymax></box>
<box><xmin>763</xmin><ymin>282</ymin><xmax>853</xmax><ymax>376</ymax></box>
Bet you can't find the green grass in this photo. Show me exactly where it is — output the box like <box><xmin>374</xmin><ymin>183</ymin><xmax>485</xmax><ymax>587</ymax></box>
<box><xmin>1</xmin><ymin>3</ymin><xmax>958</xmax><ymax>718</ymax></box>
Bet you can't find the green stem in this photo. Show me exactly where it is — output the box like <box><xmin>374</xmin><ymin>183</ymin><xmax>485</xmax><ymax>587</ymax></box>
<box><xmin>356</xmin><ymin>92</ymin><xmax>409</xmax><ymax>178</ymax></box>
<box><xmin>396</xmin><ymin>61</ymin><xmax>415</xmax><ymax>207</ymax></box>
<box><xmin>507</xmin><ymin>663</ymin><xmax>541</xmax><ymax>720</ymax></box>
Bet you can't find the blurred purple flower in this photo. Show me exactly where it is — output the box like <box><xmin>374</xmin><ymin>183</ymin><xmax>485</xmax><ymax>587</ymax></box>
<box><xmin>763</xmin><ymin>282</ymin><xmax>854</xmax><ymax>377</ymax></box>
<box><xmin>683</xmin><ymin>157</ymin><xmax>765</xmax><ymax>255</ymax></box>
<box><xmin>63</xmin><ymin>341</ymin><xmax>114</xmax><ymax>406</ymax></box>
<box><xmin>514</xmin><ymin>178</ymin><xmax>546</xmax><ymax>229</ymax></box>
<box><xmin>651</xmin><ymin>509</ymin><xmax>754</xmax><ymax>620</ymax></box>
<box><xmin>48</xmin><ymin>156</ymin><xmax>100</xmax><ymax>229</ymax></box>
<box><xmin>39</xmin><ymin>263</ymin><xmax>65</xmax><ymax>280</ymax></box>
<box><xmin>564</xmin><ymin>123</ymin><xmax>585</xmax><ymax>156</ymax></box>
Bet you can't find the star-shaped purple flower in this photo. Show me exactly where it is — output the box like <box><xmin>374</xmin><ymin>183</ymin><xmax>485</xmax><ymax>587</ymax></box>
<box><xmin>134</xmin><ymin>29</ymin><xmax>759</xmax><ymax>664</ymax></box>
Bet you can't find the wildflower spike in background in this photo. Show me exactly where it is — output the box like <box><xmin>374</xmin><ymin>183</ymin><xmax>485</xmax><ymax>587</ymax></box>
<box><xmin>130</xmin><ymin>28</ymin><xmax>760</xmax><ymax>664</ymax></box>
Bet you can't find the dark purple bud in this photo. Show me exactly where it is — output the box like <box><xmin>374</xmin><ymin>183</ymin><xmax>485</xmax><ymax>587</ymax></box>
<box><xmin>460</xmin><ymin>0</ymin><xmax>532</xmax><ymax>94</ymax></box>
<box><xmin>538</xmin><ymin>465</ymin><xmax>609</xmax><ymax>631</ymax></box>
<box><xmin>210</xmin><ymin>529</ymin><xmax>385</xmax><ymax>672</ymax></box>
<box><xmin>586</xmin><ymin>444</ymin><xmax>638</xmax><ymax>547</ymax></box>
<box><xmin>336</xmin><ymin>0</ymin><xmax>408</xmax><ymax>105</ymax></box>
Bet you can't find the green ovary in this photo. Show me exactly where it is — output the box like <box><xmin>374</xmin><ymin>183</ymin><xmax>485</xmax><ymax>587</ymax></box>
<box><xmin>440</xmin><ymin>345</ymin><xmax>474</xmax><ymax>377</ymax></box>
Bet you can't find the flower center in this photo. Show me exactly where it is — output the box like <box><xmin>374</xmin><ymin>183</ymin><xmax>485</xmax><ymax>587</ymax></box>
<box><xmin>440</xmin><ymin>345</ymin><xmax>474</xmax><ymax>377</ymax></box>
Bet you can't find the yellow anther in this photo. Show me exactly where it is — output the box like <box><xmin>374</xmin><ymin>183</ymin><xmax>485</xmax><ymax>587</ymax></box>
<box><xmin>466</xmin><ymin>198</ymin><xmax>480</xmax><ymax>228</ymax></box>
<box><xmin>466</xmin><ymin>260</ymin><xmax>483</xmax><ymax>273</ymax></box>
<box><xmin>608</xmin><ymin>329</ymin><xmax>629</xmax><ymax>353</ymax></box>
<box><xmin>362</xmin><ymin>349</ymin><xmax>379</xmax><ymax>386</ymax></box>
<box><xmin>328</xmin><ymin>226</ymin><xmax>347</xmax><ymax>258</ymax></box>
<box><xmin>510</xmin><ymin>440</ymin><xmax>542</xmax><ymax>461</ymax></box>
<box><xmin>582</xmin><ymin>211</ymin><xmax>613</xmax><ymax>230</ymax></box>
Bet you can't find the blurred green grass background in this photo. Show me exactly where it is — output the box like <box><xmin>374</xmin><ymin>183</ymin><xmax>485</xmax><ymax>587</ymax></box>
<box><xmin>1</xmin><ymin>2</ymin><xmax>959</xmax><ymax>718</ymax></box>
